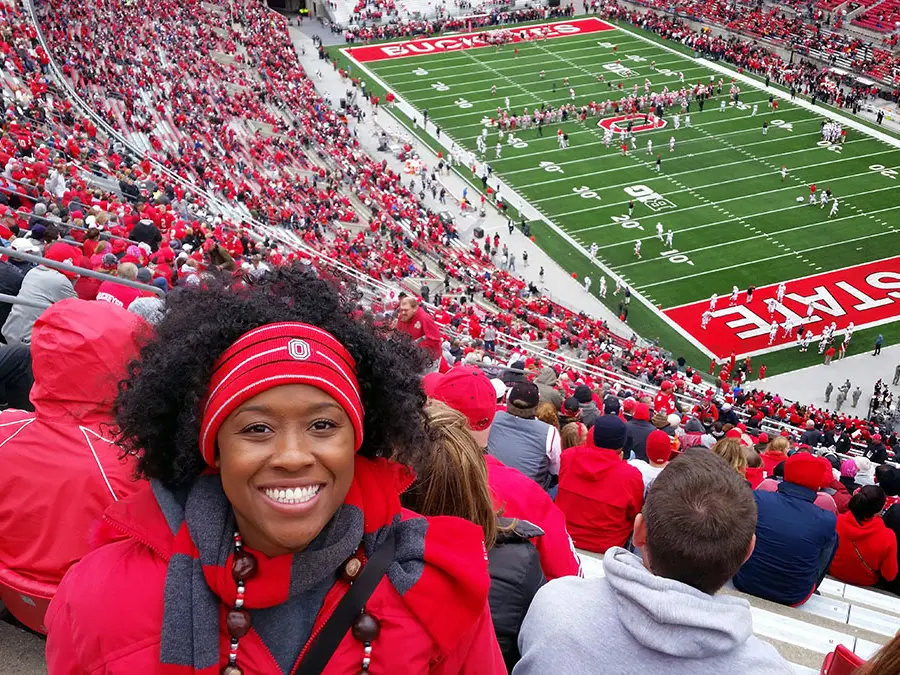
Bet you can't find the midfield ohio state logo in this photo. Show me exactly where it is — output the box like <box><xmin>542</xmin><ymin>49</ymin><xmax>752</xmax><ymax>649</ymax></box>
<box><xmin>598</xmin><ymin>115</ymin><xmax>667</xmax><ymax>133</ymax></box>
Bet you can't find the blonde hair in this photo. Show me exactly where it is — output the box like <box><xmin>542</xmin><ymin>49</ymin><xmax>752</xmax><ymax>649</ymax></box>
<box><xmin>712</xmin><ymin>438</ymin><xmax>748</xmax><ymax>476</ymax></box>
<box><xmin>764</xmin><ymin>436</ymin><xmax>791</xmax><ymax>454</ymax></box>
<box><xmin>561</xmin><ymin>422</ymin><xmax>588</xmax><ymax>449</ymax></box>
<box><xmin>403</xmin><ymin>402</ymin><xmax>499</xmax><ymax>549</ymax></box>
<box><xmin>536</xmin><ymin>401</ymin><xmax>560</xmax><ymax>429</ymax></box>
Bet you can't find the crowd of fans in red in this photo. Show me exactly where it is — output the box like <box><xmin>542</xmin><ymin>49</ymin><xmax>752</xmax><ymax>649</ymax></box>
<box><xmin>605</xmin><ymin>0</ymin><xmax>900</xmax><ymax>84</ymax></box>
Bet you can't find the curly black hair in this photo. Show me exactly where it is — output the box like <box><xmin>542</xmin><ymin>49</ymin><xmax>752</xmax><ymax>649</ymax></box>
<box><xmin>115</xmin><ymin>265</ymin><xmax>432</xmax><ymax>487</ymax></box>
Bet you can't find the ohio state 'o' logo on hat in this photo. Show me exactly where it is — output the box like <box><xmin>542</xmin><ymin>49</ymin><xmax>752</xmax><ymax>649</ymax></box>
<box><xmin>288</xmin><ymin>339</ymin><xmax>312</xmax><ymax>360</ymax></box>
<box><xmin>598</xmin><ymin>114</ymin><xmax>667</xmax><ymax>133</ymax></box>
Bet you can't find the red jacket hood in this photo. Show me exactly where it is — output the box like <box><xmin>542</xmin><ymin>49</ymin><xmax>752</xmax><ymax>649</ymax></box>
<box><xmin>30</xmin><ymin>298</ymin><xmax>149</xmax><ymax>422</ymax></box>
<box><xmin>561</xmin><ymin>444</ymin><xmax>626</xmax><ymax>480</ymax></box>
<box><xmin>838</xmin><ymin>512</ymin><xmax>889</xmax><ymax>541</ymax></box>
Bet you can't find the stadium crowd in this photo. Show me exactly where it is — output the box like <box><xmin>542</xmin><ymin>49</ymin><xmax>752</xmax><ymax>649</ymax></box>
<box><xmin>3</xmin><ymin>0</ymin><xmax>900</xmax><ymax>671</ymax></box>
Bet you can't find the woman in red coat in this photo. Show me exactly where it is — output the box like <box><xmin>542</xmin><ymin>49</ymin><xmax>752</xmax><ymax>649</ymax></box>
<box><xmin>45</xmin><ymin>266</ymin><xmax>504</xmax><ymax>674</ymax></box>
<box><xmin>830</xmin><ymin>486</ymin><xmax>899</xmax><ymax>587</ymax></box>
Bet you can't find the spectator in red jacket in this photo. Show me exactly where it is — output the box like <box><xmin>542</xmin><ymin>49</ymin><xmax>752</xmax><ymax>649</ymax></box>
<box><xmin>424</xmin><ymin>366</ymin><xmax>582</xmax><ymax>580</ymax></box>
<box><xmin>830</xmin><ymin>486</ymin><xmax>898</xmax><ymax>587</ymax></box>
<box><xmin>0</xmin><ymin>299</ymin><xmax>149</xmax><ymax>588</ymax></box>
<box><xmin>557</xmin><ymin>415</ymin><xmax>644</xmax><ymax>554</ymax></box>
<box><xmin>760</xmin><ymin>436</ymin><xmax>790</xmax><ymax>477</ymax></box>
<box><xmin>395</xmin><ymin>295</ymin><xmax>441</xmax><ymax>359</ymax></box>
<box><xmin>46</xmin><ymin>268</ymin><xmax>503</xmax><ymax>674</ymax></box>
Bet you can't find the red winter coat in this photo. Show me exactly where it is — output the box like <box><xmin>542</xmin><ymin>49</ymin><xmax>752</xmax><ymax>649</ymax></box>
<box><xmin>0</xmin><ymin>299</ymin><xmax>148</xmax><ymax>585</ymax></box>
<box><xmin>761</xmin><ymin>450</ymin><xmax>789</xmax><ymax>477</ymax></box>
<box><xmin>830</xmin><ymin>512</ymin><xmax>899</xmax><ymax>586</ymax></box>
<box><xmin>45</xmin><ymin>459</ymin><xmax>505</xmax><ymax>675</ymax></box>
<box><xmin>556</xmin><ymin>446</ymin><xmax>644</xmax><ymax>554</ymax></box>
<box><xmin>486</xmin><ymin>454</ymin><xmax>582</xmax><ymax>580</ymax></box>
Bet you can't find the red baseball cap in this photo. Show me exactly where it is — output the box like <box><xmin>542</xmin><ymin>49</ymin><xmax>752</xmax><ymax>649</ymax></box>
<box><xmin>423</xmin><ymin>366</ymin><xmax>497</xmax><ymax>447</ymax></box>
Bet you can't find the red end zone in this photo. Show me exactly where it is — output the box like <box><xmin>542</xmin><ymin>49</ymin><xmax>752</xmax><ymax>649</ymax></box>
<box><xmin>664</xmin><ymin>257</ymin><xmax>900</xmax><ymax>359</ymax></box>
<box><xmin>346</xmin><ymin>18</ymin><xmax>616</xmax><ymax>63</ymax></box>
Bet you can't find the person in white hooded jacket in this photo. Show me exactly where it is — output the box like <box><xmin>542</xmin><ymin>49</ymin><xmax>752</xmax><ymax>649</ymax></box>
<box><xmin>513</xmin><ymin>448</ymin><xmax>792</xmax><ymax>675</ymax></box>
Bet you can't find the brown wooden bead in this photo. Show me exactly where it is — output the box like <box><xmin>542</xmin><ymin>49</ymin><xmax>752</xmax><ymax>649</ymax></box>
<box><xmin>342</xmin><ymin>556</ymin><xmax>362</xmax><ymax>581</ymax></box>
<box><xmin>351</xmin><ymin>612</ymin><xmax>381</xmax><ymax>642</ymax></box>
<box><xmin>221</xmin><ymin>666</ymin><xmax>243</xmax><ymax>675</ymax></box>
<box><xmin>232</xmin><ymin>550</ymin><xmax>258</xmax><ymax>582</ymax></box>
<box><xmin>226</xmin><ymin>609</ymin><xmax>251</xmax><ymax>638</ymax></box>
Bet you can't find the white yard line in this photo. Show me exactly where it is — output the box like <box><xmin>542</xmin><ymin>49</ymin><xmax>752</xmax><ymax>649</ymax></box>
<box><xmin>531</xmin><ymin>148</ymin><xmax>894</xmax><ymax>203</ymax></box>
<box><xmin>613</xmin><ymin>203</ymin><xmax>900</xmax><ymax>270</ymax></box>
<box><xmin>523</xmin><ymin>138</ymin><xmax>873</xmax><ymax>192</ymax></box>
<box><xmin>502</xmin><ymin>119</ymin><xmax>824</xmax><ymax>167</ymax></box>
<box><xmin>505</xmin><ymin>123</ymin><xmax>860</xmax><ymax>176</ymax></box>
<box><xmin>571</xmin><ymin>182</ymin><xmax>896</xmax><ymax>232</ymax></box>
<box><xmin>638</xmin><ymin>226</ymin><xmax>900</xmax><ymax>290</ymax></box>
<box><xmin>592</xmin><ymin>189</ymin><xmax>900</xmax><ymax>251</ymax></box>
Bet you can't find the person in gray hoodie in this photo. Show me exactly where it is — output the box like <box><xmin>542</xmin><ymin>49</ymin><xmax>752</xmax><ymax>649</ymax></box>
<box><xmin>534</xmin><ymin>366</ymin><xmax>563</xmax><ymax>411</ymax></box>
<box><xmin>514</xmin><ymin>448</ymin><xmax>792</xmax><ymax>675</ymax></box>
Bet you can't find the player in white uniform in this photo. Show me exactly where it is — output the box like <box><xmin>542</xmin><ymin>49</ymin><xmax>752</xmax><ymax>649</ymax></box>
<box><xmin>709</xmin><ymin>293</ymin><xmax>718</xmax><ymax>310</ymax></box>
<box><xmin>729</xmin><ymin>285</ymin><xmax>739</xmax><ymax>306</ymax></box>
<box><xmin>665</xmin><ymin>230</ymin><xmax>674</xmax><ymax>248</ymax></box>
<box><xmin>809</xmin><ymin>191</ymin><xmax>817</xmax><ymax>206</ymax></box>
<box><xmin>673</xmin><ymin>113</ymin><xmax>681</xmax><ymax>129</ymax></box>
<box><xmin>806</xmin><ymin>303</ymin><xmax>815</xmax><ymax>321</ymax></box>
<box><xmin>504</xmin><ymin>96</ymin><xmax>510</xmax><ymax>110</ymax></box>
<box><xmin>647</xmin><ymin>139</ymin><xmax>653</xmax><ymax>155</ymax></box>
<box><xmin>720</xmin><ymin>99</ymin><xmax>726</xmax><ymax>112</ymax></box>
<box><xmin>598</xmin><ymin>276</ymin><xmax>607</xmax><ymax>298</ymax></box>
<box><xmin>766</xmin><ymin>297</ymin><xmax>777</xmax><ymax>317</ymax></box>
<box><xmin>776</xmin><ymin>282</ymin><xmax>786</xmax><ymax>303</ymax></box>
<box><xmin>669</xmin><ymin>136</ymin><xmax>676</xmax><ymax>152</ymax></box>
<box><xmin>634</xmin><ymin>240</ymin><xmax>642</xmax><ymax>258</ymax></box>
<box><xmin>783</xmin><ymin>316</ymin><xmax>796</xmax><ymax>338</ymax></box>
<box><xmin>781</xmin><ymin>165</ymin><xmax>788</xmax><ymax>182</ymax></box>
<box><xmin>656</xmin><ymin>222</ymin><xmax>664</xmax><ymax>241</ymax></box>
<box><xmin>830</xmin><ymin>198</ymin><xmax>839</xmax><ymax>217</ymax></box>
<box><xmin>495</xmin><ymin>142</ymin><xmax>502</xmax><ymax>158</ymax></box>
<box><xmin>799</xmin><ymin>332</ymin><xmax>812</xmax><ymax>352</ymax></box>
<box><xmin>570</xmin><ymin>88</ymin><xmax>575</xmax><ymax>100</ymax></box>
<box><xmin>630</xmin><ymin>135</ymin><xmax>637</xmax><ymax>149</ymax></box>
<box><xmin>752</xmin><ymin>104</ymin><xmax>758</xmax><ymax>116</ymax></box>
<box><xmin>491</xmin><ymin>85</ymin><xmax>497</xmax><ymax>96</ymax></box>
<box><xmin>584</xmin><ymin>276</ymin><xmax>592</xmax><ymax>292</ymax></box>
<box><xmin>701</xmin><ymin>310</ymin><xmax>713</xmax><ymax>329</ymax></box>
<box><xmin>768</xmin><ymin>321</ymin><xmax>778</xmax><ymax>345</ymax></box>
<box><xmin>590</xmin><ymin>242</ymin><xmax>599</xmax><ymax>258</ymax></box>
<box><xmin>684</xmin><ymin>115</ymin><xmax>691</xmax><ymax>127</ymax></box>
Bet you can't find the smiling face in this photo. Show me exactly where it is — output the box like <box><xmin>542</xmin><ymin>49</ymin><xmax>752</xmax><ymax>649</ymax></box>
<box><xmin>216</xmin><ymin>384</ymin><xmax>356</xmax><ymax>557</ymax></box>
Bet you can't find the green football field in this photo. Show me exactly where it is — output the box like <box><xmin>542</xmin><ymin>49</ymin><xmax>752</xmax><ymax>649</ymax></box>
<box><xmin>342</xmin><ymin>17</ymin><xmax>900</xmax><ymax>375</ymax></box>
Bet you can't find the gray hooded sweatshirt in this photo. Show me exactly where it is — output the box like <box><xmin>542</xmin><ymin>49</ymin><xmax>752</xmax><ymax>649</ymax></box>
<box><xmin>534</xmin><ymin>367</ymin><xmax>563</xmax><ymax>411</ymax></box>
<box><xmin>513</xmin><ymin>548</ymin><xmax>791</xmax><ymax>675</ymax></box>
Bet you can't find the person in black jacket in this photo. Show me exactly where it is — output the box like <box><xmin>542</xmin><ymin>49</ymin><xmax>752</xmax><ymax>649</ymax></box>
<box><xmin>865</xmin><ymin>434</ymin><xmax>889</xmax><ymax>465</ymax></box>
<box><xmin>0</xmin><ymin>260</ymin><xmax>25</xmax><ymax>338</ymax></box>
<box><xmin>624</xmin><ymin>402</ymin><xmax>656</xmax><ymax>461</ymax></box>
<box><xmin>403</xmin><ymin>401</ymin><xmax>545</xmax><ymax>672</ymax></box>
<box><xmin>128</xmin><ymin>218</ymin><xmax>162</xmax><ymax>252</ymax></box>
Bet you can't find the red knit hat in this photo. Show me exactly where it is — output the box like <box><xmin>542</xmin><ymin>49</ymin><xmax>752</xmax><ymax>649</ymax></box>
<box><xmin>784</xmin><ymin>453</ymin><xmax>827</xmax><ymax>491</ymax></box>
<box><xmin>198</xmin><ymin>322</ymin><xmax>363</xmax><ymax>467</ymax></box>
<box><xmin>646</xmin><ymin>429</ymin><xmax>672</xmax><ymax>464</ymax></box>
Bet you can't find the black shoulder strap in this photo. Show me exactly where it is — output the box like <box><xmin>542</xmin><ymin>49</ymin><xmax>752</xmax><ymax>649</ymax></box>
<box><xmin>296</xmin><ymin>529</ymin><xmax>396</xmax><ymax>674</ymax></box>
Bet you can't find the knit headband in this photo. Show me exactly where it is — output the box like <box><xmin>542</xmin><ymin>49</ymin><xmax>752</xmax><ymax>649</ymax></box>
<box><xmin>199</xmin><ymin>322</ymin><xmax>363</xmax><ymax>466</ymax></box>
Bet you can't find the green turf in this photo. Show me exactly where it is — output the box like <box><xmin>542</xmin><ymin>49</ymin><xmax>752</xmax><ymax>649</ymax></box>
<box><xmin>342</xmin><ymin>16</ymin><xmax>900</xmax><ymax>376</ymax></box>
